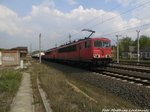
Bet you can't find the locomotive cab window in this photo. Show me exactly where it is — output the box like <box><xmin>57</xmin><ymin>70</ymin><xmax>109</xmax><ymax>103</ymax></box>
<box><xmin>94</xmin><ymin>40</ymin><xmax>110</xmax><ymax>47</ymax></box>
<box><xmin>85</xmin><ymin>41</ymin><xmax>90</xmax><ymax>48</ymax></box>
<box><xmin>103</xmin><ymin>41</ymin><xmax>110</xmax><ymax>47</ymax></box>
<box><xmin>94</xmin><ymin>40</ymin><xmax>102</xmax><ymax>47</ymax></box>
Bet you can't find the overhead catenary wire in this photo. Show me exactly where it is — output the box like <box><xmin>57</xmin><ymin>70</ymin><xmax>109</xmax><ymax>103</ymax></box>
<box><xmin>75</xmin><ymin>0</ymin><xmax>147</xmax><ymax>31</ymax></box>
<box><xmin>88</xmin><ymin>0</ymin><xmax>150</xmax><ymax>29</ymax></box>
<box><xmin>50</xmin><ymin>0</ymin><xmax>150</xmax><ymax>48</ymax></box>
<box><xmin>101</xmin><ymin>23</ymin><xmax>150</xmax><ymax>37</ymax></box>
<box><xmin>75</xmin><ymin>4</ymin><xmax>121</xmax><ymax>30</ymax></box>
<box><xmin>100</xmin><ymin>22</ymin><xmax>150</xmax><ymax>44</ymax></box>
<box><xmin>71</xmin><ymin>0</ymin><xmax>150</xmax><ymax>38</ymax></box>
<box><xmin>52</xmin><ymin>4</ymin><xmax>122</xmax><ymax>46</ymax></box>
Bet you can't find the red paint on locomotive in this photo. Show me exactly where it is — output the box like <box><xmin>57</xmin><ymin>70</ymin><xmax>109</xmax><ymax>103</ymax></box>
<box><xmin>43</xmin><ymin>37</ymin><xmax>112</xmax><ymax>65</ymax></box>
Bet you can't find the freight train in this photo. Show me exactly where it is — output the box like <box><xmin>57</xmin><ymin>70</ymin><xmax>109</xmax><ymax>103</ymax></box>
<box><xmin>42</xmin><ymin>37</ymin><xmax>112</xmax><ymax>67</ymax></box>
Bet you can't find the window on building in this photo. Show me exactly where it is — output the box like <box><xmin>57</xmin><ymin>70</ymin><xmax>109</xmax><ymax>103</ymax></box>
<box><xmin>143</xmin><ymin>52</ymin><xmax>145</xmax><ymax>57</ymax></box>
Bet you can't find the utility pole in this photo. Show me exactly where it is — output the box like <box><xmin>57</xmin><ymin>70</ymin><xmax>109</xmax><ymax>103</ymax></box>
<box><xmin>30</xmin><ymin>43</ymin><xmax>32</xmax><ymax>55</ymax></box>
<box><xmin>136</xmin><ymin>30</ymin><xmax>140</xmax><ymax>63</ymax></box>
<box><xmin>39</xmin><ymin>33</ymin><xmax>41</xmax><ymax>63</ymax></box>
<box><xmin>116</xmin><ymin>35</ymin><xmax>121</xmax><ymax>63</ymax></box>
<box><xmin>69</xmin><ymin>34</ymin><xmax>71</xmax><ymax>43</ymax></box>
<box><xmin>55</xmin><ymin>44</ymin><xmax>57</xmax><ymax>48</ymax></box>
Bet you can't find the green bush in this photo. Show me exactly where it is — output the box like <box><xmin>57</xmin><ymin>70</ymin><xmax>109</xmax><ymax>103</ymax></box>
<box><xmin>0</xmin><ymin>69</ymin><xmax>22</xmax><ymax>93</ymax></box>
<box><xmin>0</xmin><ymin>69</ymin><xmax>22</xmax><ymax>112</ymax></box>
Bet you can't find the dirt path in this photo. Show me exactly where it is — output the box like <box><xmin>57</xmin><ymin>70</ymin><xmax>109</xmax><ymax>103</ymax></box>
<box><xmin>10</xmin><ymin>72</ymin><xmax>33</xmax><ymax>112</ymax></box>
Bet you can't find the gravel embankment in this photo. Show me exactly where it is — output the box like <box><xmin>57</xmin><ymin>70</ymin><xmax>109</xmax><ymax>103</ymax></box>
<box><xmin>44</xmin><ymin>61</ymin><xmax>150</xmax><ymax>108</ymax></box>
<box><xmin>73</xmin><ymin>72</ymin><xmax>150</xmax><ymax>108</ymax></box>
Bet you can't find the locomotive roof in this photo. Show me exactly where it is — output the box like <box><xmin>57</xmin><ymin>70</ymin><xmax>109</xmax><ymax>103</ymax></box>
<box><xmin>45</xmin><ymin>47</ymin><xmax>57</xmax><ymax>53</ymax></box>
<box><xmin>91</xmin><ymin>37</ymin><xmax>110</xmax><ymax>41</ymax></box>
<box><xmin>45</xmin><ymin>37</ymin><xmax>110</xmax><ymax>53</ymax></box>
<box><xmin>57</xmin><ymin>37</ymin><xmax>110</xmax><ymax>48</ymax></box>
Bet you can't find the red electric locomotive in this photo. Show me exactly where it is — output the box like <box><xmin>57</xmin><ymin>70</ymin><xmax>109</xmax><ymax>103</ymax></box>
<box><xmin>43</xmin><ymin>29</ymin><xmax>112</xmax><ymax>67</ymax></box>
<box><xmin>43</xmin><ymin>38</ymin><xmax>112</xmax><ymax>67</ymax></box>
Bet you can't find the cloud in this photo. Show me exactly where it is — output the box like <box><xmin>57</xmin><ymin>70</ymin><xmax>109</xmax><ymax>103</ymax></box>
<box><xmin>131</xmin><ymin>0</ymin><xmax>150</xmax><ymax>36</ymax></box>
<box><xmin>67</xmin><ymin>0</ymin><xmax>78</xmax><ymax>5</ymax></box>
<box><xmin>0</xmin><ymin>5</ymin><xmax>22</xmax><ymax>36</ymax></box>
<box><xmin>105</xmin><ymin>0</ymin><xmax>135</xmax><ymax>6</ymax></box>
<box><xmin>117</xmin><ymin>0</ymin><xmax>133</xmax><ymax>6</ymax></box>
<box><xmin>132</xmin><ymin>2</ymin><xmax>150</xmax><ymax>20</ymax></box>
<box><xmin>0</xmin><ymin>0</ymin><xmax>150</xmax><ymax>50</ymax></box>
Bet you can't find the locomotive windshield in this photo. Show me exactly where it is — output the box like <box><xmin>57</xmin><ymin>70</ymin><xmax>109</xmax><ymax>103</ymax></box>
<box><xmin>103</xmin><ymin>41</ymin><xmax>110</xmax><ymax>47</ymax></box>
<box><xmin>94</xmin><ymin>40</ymin><xmax>110</xmax><ymax>47</ymax></box>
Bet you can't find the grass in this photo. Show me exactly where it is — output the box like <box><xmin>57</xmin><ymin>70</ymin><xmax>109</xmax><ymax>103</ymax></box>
<box><xmin>0</xmin><ymin>69</ymin><xmax>22</xmax><ymax>112</ymax></box>
<box><xmin>30</xmin><ymin>60</ymin><xmax>138</xmax><ymax>112</ymax></box>
<box><xmin>28</xmin><ymin>61</ymin><xmax>47</xmax><ymax>112</ymax></box>
<box><xmin>66</xmin><ymin>78</ymin><xmax>137</xmax><ymax>109</ymax></box>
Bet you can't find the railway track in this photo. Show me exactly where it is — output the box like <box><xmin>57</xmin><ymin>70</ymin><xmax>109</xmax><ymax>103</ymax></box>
<box><xmin>100</xmin><ymin>71</ymin><xmax>149</xmax><ymax>87</ymax></box>
<box><xmin>93</xmin><ymin>65</ymin><xmax>150</xmax><ymax>88</ymax></box>
<box><xmin>43</xmin><ymin>59</ymin><xmax>150</xmax><ymax>88</ymax></box>
<box><xmin>113</xmin><ymin>61</ymin><xmax>150</xmax><ymax>67</ymax></box>
<box><xmin>108</xmin><ymin>63</ymin><xmax>150</xmax><ymax>73</ymax></box>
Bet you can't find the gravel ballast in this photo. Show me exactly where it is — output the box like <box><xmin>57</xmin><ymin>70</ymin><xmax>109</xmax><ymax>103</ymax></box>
<box><xmin>44</xmin><ymin>61</ymin><xmax>150</xmax><ymax>109</ymax></box>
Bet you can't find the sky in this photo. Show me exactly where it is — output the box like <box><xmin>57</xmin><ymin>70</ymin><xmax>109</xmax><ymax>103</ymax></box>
<box><xmin>0</xmin><ymin>0</ymin><xmax>150</xmax><ymax>51</ymax></box>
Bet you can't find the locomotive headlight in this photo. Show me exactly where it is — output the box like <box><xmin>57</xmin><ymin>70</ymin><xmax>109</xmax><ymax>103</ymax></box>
<box><xmin>105</xmin><ymin>54</ymin><xmax>110</xmax><ymax>58</ymax></box>
<box><xmin>93</xmin><ymin>54</ymin><xmax>100</xmax><ymax>58</ymax></box>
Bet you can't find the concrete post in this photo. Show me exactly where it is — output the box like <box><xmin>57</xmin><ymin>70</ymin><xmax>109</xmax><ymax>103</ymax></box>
<box><xmin>136</xmin><ymin>30</ymin><xmax>140</xmax><ymax>62</ymax></box>
<box><xmin>20</xmin><ymin>60</ymin><xmax>24</xmax><ymax>69</ymax></box>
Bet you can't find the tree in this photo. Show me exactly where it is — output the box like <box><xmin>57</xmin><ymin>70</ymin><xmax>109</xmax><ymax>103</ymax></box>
<box><xmin>119</xmin><ymin>37</ymin><xmax>134</xmax><ymax>52</ymax></box>
<box><xmin>134</xmin><ymin>35</ymin><xmax>150</xmax><ymax>49</ymax></box>
<box><xmin>139</xmin><ymin>35</ymin><xmax>150</xmax><ymax>48</ymax></box>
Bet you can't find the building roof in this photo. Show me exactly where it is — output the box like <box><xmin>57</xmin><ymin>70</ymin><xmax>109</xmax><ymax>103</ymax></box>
<box><xmin>11</xmin><ymin>47</ymin><xmax>28</xmax><ymax>50</ymax></box>
<box><xmin>140</xmin><ymin>46</ymin><xmax>150</xmax><ymax>52</ymax></box>
<box><xmin>1</xmin><ymin>49</ymin><xmax>19</xmax><ymax>53</ymax></box>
